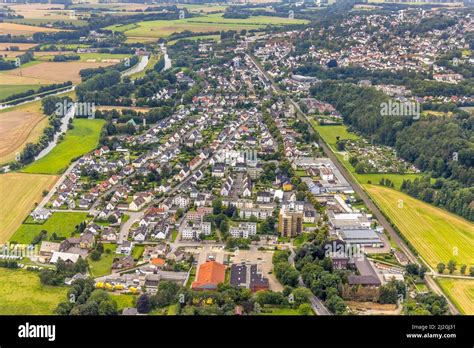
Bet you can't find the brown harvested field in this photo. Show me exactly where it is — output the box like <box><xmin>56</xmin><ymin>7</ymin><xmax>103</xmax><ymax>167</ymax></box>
<box><xmin>0</xmin><ymin>43</ymin><xmax>37</xmax><ymax>51</ymax></box>
<box><xmin>0</xmin><ymin>22</ymin><xmax>61</xmax><ymax>36</ymax></box>
<box><xmin>346</xmin><ymin>301</ymin><xmax>401</xmax><ymax>315</ymax></box>
<box><xmin>0</xmin><ymin>173</ymin><xmax>58</xmax><ymax>243</ymax></box>
<box><xmin>0</xmin><ymin>73</ymin><xmax>50</xmax><ymax>85</ymax></box>
<box><xmin>0</xmin><ymin>101</ymin><xmax>47</xmax><ymax>164</ymax></box>
<box><xmin>0</xmin><ymin>50</ymin><xmax>24</xmax><ymax>58</ymax></box>
<box><xmin>3</xmin><ymin>61</ymin><xmax>114</xmax><ymax>84</ymax></box>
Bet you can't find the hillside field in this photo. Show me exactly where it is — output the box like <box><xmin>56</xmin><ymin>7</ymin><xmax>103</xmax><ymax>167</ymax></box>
<box><xmin>107</xmin><ymin>14</ymin><xmax>308</xmax><ymax>40</ymax></box>
<box><xmin>364</xmin><ymin>185</ymin><xmax>474</xmax><ymax>271</ymax></box>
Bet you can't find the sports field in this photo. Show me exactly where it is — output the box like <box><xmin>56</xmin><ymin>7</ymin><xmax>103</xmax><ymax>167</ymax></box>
<box><xmin>0</xmin><ymin>173</ymin><xmax>58</xmax><ymax>243</ymax></box>
<box><xmin>0</xmin><ymin>268</ymin><xmax>67</xmax><ymax>315</ymax></box>
<box><xmin>107</xmin><ymin>14</ymin><xmax>308</xmax><ymax>40</ymax></box>
<box><xmin>22</xmin><ymin>118</ymin><xmax>105</xmax><ymax>174</ymax></box>
<box><xmin>10</xmin><ymin>212</ymin><xmax>89</xmax><ymax>244</ymax></box>
<box><xmin>364</xmin><ymin>185</ymin><xmax>474</xmax><ymax>271</ymax></box>
<box><xmin>437</xmin><ymin>278</ymin><xmax>474</xmax><ymax>315</ymax></box>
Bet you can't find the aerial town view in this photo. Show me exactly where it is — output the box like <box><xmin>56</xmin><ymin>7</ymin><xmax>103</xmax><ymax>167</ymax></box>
<box><xmin>0</xmin><ymin>0</ymin><xmax>472</xmax><ymax>344</ymax></box>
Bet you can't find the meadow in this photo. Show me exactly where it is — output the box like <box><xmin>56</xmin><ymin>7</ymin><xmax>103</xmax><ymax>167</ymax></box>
<box><xmin>10</xmin><ymin>212</ymin><xmax>89</xmax><ymax>244</ymax></box>
<box><xmin>0</xmin><ymin>268</ymin><xmax>67</xmax><ymax>315</ymax></box>
<box><xmin>107</xmin><ymin>14</ymin><xmax>308</xmax><ymax>40</ymax></box>
<box><xmin>0</xmin><ymin>173</ymin><xmax>58</xmax><ymax>243</ymax></box>
<box><xmin>22</xmin><ymin>118</ymin><xmax>105</xmax><ymax>174</ymax></box>
<box><xmin>0</xmin><ymin>84</ymin><xmax>41</xmax><ymax>100</ymax></box>
<box><xmin>437</xmin><ymin>278</ymin><xmax>474</xmax><ymax>315</ymax></box>
<box><xmin>364</xmin><ymin>185</ymin><xmax>474</xmax><ymax>270</ymax></box>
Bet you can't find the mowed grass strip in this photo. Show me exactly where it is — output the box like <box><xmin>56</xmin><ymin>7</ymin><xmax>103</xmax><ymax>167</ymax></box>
<box><xmin>437</xmin><ymin>278</ymin><xmax>474</xmax><ymax>315</ymax></box>
<box><xmin>10</xmin><ymin>212</ymin><xmax>89</xmax><ymax>244</ymax></box>
<box><xmin>0</xmin><ymin>173</ymin><xmax>58</xmax><ymax>243</ymax></box>
<box><xmin>0</xmin><ymin>268</ymin><xmax>67</xmax><ymax>314</ymax></box>
<box><xmin>22</xmin><ymin>118</ymin><xmax>105</xmax><ymax>175</ymax></box>
<box><xmin>364</xmin><ymin>185</ymin><xmax>474</xmax><ymax>270</ymax></box>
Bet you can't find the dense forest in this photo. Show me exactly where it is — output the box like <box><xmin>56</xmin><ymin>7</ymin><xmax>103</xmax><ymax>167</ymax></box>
<box><xmin>310</xmin><ymin>81</ymin><xmax>474</xmax><ymax>221</ymax></box>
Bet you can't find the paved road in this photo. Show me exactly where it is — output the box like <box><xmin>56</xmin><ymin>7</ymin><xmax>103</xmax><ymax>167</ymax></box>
<box><xmin>117</xmin><ymin>116</ymin><xmax>246</xmax><ymax>243</ymax></box>
<box><xmin>247</xmin><ymin>52</ymin><xmax>460</xmax><ymax>315</ymax></box>
<box><xmin>289</xmin><ymin>248</ymin><xmax>332</xmax><ymax>316</ymax></box>
<box><xmin>37</xmin><ymin>161</ymin><xmax>79</xmax><ymax>209</ymax></box>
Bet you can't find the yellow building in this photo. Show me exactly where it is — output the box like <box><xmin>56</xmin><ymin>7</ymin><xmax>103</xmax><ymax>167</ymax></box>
<box><xmin>278</xmin><ymin>207</ymin><xmax>303</xmax><ymax>237</ymax></box>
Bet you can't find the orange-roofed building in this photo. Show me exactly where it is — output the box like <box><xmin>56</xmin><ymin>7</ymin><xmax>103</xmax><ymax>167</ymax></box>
<box><xmin>191</xmin><ymin>261</ymin><xmax>226</xmax><ymax>291</ymax></box>
<box><xmin>151</xmin><ymin>258</ymin><xmax>166</xmax><ymax>268</ymax></box>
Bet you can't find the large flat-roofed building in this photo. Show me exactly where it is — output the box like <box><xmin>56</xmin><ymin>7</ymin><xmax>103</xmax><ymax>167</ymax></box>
<box><xmin>278</xmin><ymin>203</ymin><xmax>303</xmax><ymax>237</ymax></box>
<box><xmin>328</xmin><ymin>211</ymin><xmax>371</xmax><ymax>230</ymax></box>
<box><xmin>230</xmin><ymin>263</ymin><xmax>269</xmax><ymax>292</ymax></box>
<box><xmin>192</xmin><ymin>261</ymin><xmax>226</xmax><ymax>291</ymax></box>
<box><xmin>337</xmin><ymin>228</ymin><xmax>383</xmax><ymax>248</ymax></box>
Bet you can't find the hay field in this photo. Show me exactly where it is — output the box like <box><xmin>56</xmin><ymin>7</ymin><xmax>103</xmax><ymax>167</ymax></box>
<box><xmin>0</xmin><ymin>172</ymin><xmax>58</xmax><ymax>243</ymax></box>
<box><xmin>364</xmin><ymin>185</ymin><xmax>474</xmax><ymax>270</ymax></box>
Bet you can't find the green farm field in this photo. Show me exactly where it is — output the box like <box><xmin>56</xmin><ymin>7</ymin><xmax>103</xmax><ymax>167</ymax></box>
<box><xmin>364</xmin><ymin>185</ymin><xmax>474</xmax><ymax>271</ymax></box>
<box><xmin>437</xmin><ymin>278</ymin><xmax>474</xmax><ymax>315</ymax></box>
<box><xmin>107</xmin><ymin>14</ymin><xmax>308</xmax><ymax>40</ymax></box>
<box><xmin>10</xmin><ymin>212</ymin><xmax>89</xmax><ymax>244</ymax></box>
<box><xmin>0</xmin><ymin>268</ymin><xmax>67</xmax><ymax>315</ymax></box>
<box><xmin>0</xmin><ymin>84</ymin><xmax>42</xmax><ymax>100</ymax></box>
<box><xmin>22</xmin><ymin>118</ymin><xmax>105</xmax><ymax>174</ymax></box>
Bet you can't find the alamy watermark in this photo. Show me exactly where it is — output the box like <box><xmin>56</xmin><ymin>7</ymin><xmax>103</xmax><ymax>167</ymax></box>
<box><xmin>380</xmin><ymin>99</ymin><xmax>420</xmax><ymax>120</ymax></box>
<box><xmin>55</xmin><ymin>100</ymin><xmax>96</xmax><ymax>119</ymax></box>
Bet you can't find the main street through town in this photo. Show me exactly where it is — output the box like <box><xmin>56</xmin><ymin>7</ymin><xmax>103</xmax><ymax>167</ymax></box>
<box><xmin>246</xmin><ymin>52</ymin><xmax>460</xmax><ymax>315</ymax></box>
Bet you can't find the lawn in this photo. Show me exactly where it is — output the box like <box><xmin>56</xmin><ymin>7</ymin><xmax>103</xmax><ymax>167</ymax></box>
<box><xmin>10</xmin><ymin>212</ymin><xmax>89</xmax><ymax>244</ymax></box>
<box><xmin>22</xmin><ymin>118</ymin><xmax>105</xmax><ymax>174</ymax></box>
<box><xmin>259</xmin><ymin>305</ymin><xmax>313</xmax><ymax>315</ymax></box>
<box><xmin>88</xmin><ymin>243</ymin><xmax>118</xmax><ymax>278</ymax></box>
<box><xmin>109</xmin><ymin>293</ymin><xmax>137</xmax><ymax>311</ymax></box>
<box><xmin>364</xmin><ymin>185</ymin><xmax>474</xmax><ymax>271</ymax></box>
<box><xmin>132</xmin><ymin>245</ymin><xmax>144</xmax><ymax>260</ymax></box>
<box><xmin>0</xmin><ymin>268</ymin><xmax>67</xmax><ymax>314</ymax></box>
<box><xmin>0</xmin><ymin>173</ymin><xmax>58</xmax><ymax>243</ymax></box>
<box><xmin>107</xmin><ymin>14</ymin><xmax>308</xmax><ymax>40</ymax></box>
<box><xmin>437</xmin><ymin>278</ymin><xmax>474</xmax><ymax>315</ymax></box>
